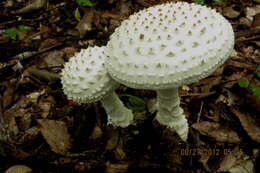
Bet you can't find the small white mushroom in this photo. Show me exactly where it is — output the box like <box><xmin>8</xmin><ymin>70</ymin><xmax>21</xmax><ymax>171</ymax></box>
<box><xmin>61</xmin><ymin>46</ymin><xmax>133</xmax><ymax>127</ymax></box>
<box><xmin>105</xmin><ymin>2</ymin><xmax>234</xmax><ymax>140</ymax></box>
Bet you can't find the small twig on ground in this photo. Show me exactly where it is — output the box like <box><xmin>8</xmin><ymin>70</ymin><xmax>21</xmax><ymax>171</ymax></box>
<box><xmin>235</xmin><ymin>26</ymin><xmax>260</xmax><ymax>38</ymax></box>
<box><xmin>27</xmin><ymin>67</ymin><xmax>60</xmax><ymax>83</ymax></box>
<box><xmin>0</xmin><ymin>42</ymin><xmax>63</xmax><ymax>78</ymax></box>
<box><xmin>180</xmin><ymin>91</ymin><xmax>216</xmax><ymax>98</ymax></box>
<box><xmin>197</xmin><ymin>101</ymin><xmax>204</xmax><ymax>123</ymax></box>
<box><xmin>236</xmin><ymin>35</ymin><xmax>260</xmax><ymax>43</ymax></box>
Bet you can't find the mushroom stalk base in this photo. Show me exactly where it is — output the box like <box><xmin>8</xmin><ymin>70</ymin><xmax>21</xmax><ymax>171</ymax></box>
<box><xmin>155</xmin><ymin>88</ymin><xmax>188</xmax><ymax>141</ymax></box>
<box><xmin>101</xmin><ymin>92</ymin><xmax>133</xmax><ymax>127</ymax></box>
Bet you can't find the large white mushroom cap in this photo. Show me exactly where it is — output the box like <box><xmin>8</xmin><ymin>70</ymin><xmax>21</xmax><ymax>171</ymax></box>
<box><xmin>105</xmin><ymin>2</ymin><xmax>234</xmax><ymax>90</ymax></box>
<box><xmin>61</xmin><ymin>46</ymin><xmax>118</xmax><ymax>103</ymax></box>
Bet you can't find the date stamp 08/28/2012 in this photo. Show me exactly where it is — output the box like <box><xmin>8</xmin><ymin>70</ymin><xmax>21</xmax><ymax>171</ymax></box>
<box><xmin>177</xmin><ymin>145</ymin><xmax>243</xmax><ymax>156</ymax></box>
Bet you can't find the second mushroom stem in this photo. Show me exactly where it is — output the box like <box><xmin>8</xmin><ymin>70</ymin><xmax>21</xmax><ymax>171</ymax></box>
<box><xmin>101</xmin><ymin>92</ymin><xmax>133</xmax><ymax>128</ymax></box>
<box><xmin>155</xmin><ymin>88</ymin><xmax>189</xmax><ymax>141</ymax></box>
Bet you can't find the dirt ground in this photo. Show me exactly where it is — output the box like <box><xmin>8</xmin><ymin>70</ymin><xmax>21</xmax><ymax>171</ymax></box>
<box><xmin>0</xmin><ymin>0</ymin><xmax>259</xmax><ymax>172</ymax></box>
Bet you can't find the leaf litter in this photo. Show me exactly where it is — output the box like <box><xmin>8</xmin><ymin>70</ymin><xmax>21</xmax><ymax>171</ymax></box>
<box><xmin>0</xmin><ymin>0</ymin><xmax>260</xmax><ymax>172</ymax></box>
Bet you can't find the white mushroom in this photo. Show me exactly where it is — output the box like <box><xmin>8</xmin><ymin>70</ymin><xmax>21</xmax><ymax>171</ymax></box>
<box><xmin>105</xmin><ymin>2</ymin><xmax>234</xmax><ymax>140</ymax></box>
<box><xmin>61</xmin><ymin>46</ymin><xmax>133</xmax><ymax>127</ymax></box>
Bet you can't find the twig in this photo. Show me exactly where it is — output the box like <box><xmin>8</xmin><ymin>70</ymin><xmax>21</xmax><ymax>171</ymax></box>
<box><xmin>196</xmin><ymin>101</ymin><xmax>204</xmax><ymax>123</ymax></box>
<box><xmin>180</xmin><ymin>91</ymin><xmax>216</xmax><ymax>97</ymax></box>
<box><xmin>27</xmin><ymin>67</ymin><xmax>60</xmax><ymax>83</ymax></box>
<box><xmin>235</xmin><ymin>26</ymin><xmax>260</xmax><ymax>38</ymax></box>
<box><xmin>0</xmin><ymin>42</ymin><xmax>63</xmax><ymax>78</ymax></box>
<box><xmin>236</xmin><ymin>35</ymin><xmax>260</xmax><ymax>43</ymax></box>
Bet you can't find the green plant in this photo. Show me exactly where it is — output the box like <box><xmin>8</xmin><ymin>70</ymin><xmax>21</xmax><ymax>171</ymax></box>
<box><xmin>3</xmin><ymin>25</ymin><xmax>32</xmax><ymax>40</ymax></box>
<box><xmin>256</xmin><ymin>65</ymin><xmax>260</xmax><ymax>79</ymax></box>
<box><xmin>193</xmin><ymin>0</ymin><xmax>223</xmax><ymax>5</ymax></box>
<box><xmin>76</xmin><ymin>0</ymin><xmax>93</xmax><ymax>7</ymax></box>
<box><xmin>120</xmin><ymin>94</ymin><xmax>146</xmax><ymax>112</ymax></box>
<box><xmin>238</xmin><ymin>79</ymin><xmax>249</xmax><ymax>88</ymax></box>
<box><xmin>237</xmin><ymin>65</ymin><xmax>260</xmax><ymax>96</ymax></box>
<box><xmin>3</xmin><ymin>27</ymin><xmax>16</xmax><ymax>40</ymax></box>
<box><xmin>18</xmin><ymin>25</ymin><xmax>32</xmax><ymax>32</ymax></box>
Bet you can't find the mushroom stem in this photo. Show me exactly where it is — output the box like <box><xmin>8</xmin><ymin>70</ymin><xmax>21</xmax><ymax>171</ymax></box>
<box><xmin>101</xmin><ymin>92</ymin><xmax>133</xmax><ymax>127</ymax></box>
<box><xmin>155</xmin><ymin>88</ymin><xmax>188</xmax><ymax>141</ymax></box>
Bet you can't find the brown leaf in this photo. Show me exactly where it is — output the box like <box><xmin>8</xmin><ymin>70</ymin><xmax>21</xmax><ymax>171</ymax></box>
<box><xmin>246</xmin><ymin>5</ymin><xmax>260</xmax><ymax>18</ymax></box>
<box><xmin>239</xmin><ymin>17</ymin><xmax>253</xmax><ymax>27</ymax></box>
<box><xmin>217</xmin><ymin>146</ymin><xmax>254</xmax><ymax>173</ymax></box>
<box><xmin>38</xmin><ymin>94</ymin><xmax>54</xmax><ymax>118</ymax></box>
<box><xmin>15</xmin><ymin>0</ymin><xmax>47</xmax><ymax>14</ymax></box>
<box><xmin>146</xmin><ymin>98</ymin><xmax>157</xmax><ymax>114</ymax></box>
<box><xmin>37</xmin><ymin>119</ymin><xmax>72</xmax><ymax>154</ymax></box>
<box><xmin>2</xmin><ymin>79</ymin><xmax>17</xmax><ymax>109</ymax></box>
<box><xmin>192</xmin><ymin>121</ymin><xmax>241</xmax><ymax>143</ymax></box>
<box><xmin>17</xmin><ymin>127</ymin><xmax>40</xmax><ymax>145</ymax></box>
<box><xmin>89</xmin><ymin>124</ymin><xmax>103</xmax><ymax>140</ymax></box>
<box><xmin>230</xmin><ymin>108</ymin><xmax>260</xmax><ymax>143</ymax></box>
<box><xmin>252</xmin><ymin>13</ymin><xmax>260</xmax><ymax>27</ymax></box>
<box><xmin>76</xmin><ymin>9</ymin><xmax>94</xmax><ymax>38</ymax></box>
<box><xmin>4</xmin><ymin>165</ymin><xmax>32</xmax><ymax>173</ymax></box>
<box><xmin>246</xmin><ymin>94</ymin><xmax>260</xmax><ymax>112</ymax></box>
<box><xmin>114</xmin><ymin>137</ymin><xmax>126</xmax><ymax>161</ymax></box>
<box><xmin>223</xmin><ymin>6</ymin><xmax>240</xmax><ymax>19</ymax></box>
<box><xmin>105</xmin><ymin>162</ymin><xmax>128</xmax><ymax>173</ymax></box>
<box><xmin>105</xmin><ymin>127</ymin><xmax>119</xmax><ymax>150</ymax></box>
<box><xmin>61</xmin><ymin>47</ymin><xmax>78</xmax><ymax>59</ymax></box>
<box><xmin>38</xmin><ymin>50</ymin><xmax>65</xmax><ymax>68</ymax></box>
<box><xmin>198</xmin><ymin>76</ymin><xmax>222</xmax><ymax>93</ymax></box>
<box><xmin>39</xmin><ymin>38</ymin><xmax>59</xmax><ymax>50</ymax></box>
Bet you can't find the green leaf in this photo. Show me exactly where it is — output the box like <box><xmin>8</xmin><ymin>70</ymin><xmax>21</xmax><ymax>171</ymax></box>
<box><xmin>194</xmin><ymin>0</ymin><xmax>205</xmax><ymax>5</ymax></box>
<box><xmin>255</xmin><ymin>65</ymin><xmax>260</xmax><ymax>79</ymax></box>
<box><xmin>238</xmin><ymin>79</ymin><xmax>250</xmax><ymax>88</ymax></box>
<box><xmin>3</xmin><ymin>27</ymin><xmax>17</xmax><ymax>40</ymax></box>
<box><xmin>74</xmin><ymin>8</ymin><xmax>81</xmax><ymax>21</ymax></box>
<box><xmin>251</xmin><ymin>87</ymin><xmax>260</xmax><ymax>96</ymax></box>
<box><xmin>120</xmin><ymin>94</ymin><xmax>146</xmax><ymax>112</ymax></box>
<box><xmin>18</xmin><ymin>25</ymin><xmax>32</xmax><ymax>32</ymax></box>
<box><xmin>76</xmin><ymin>0</ymin><xmax>93</xmax><ymax>7</ymax></box>
<box><xmin>213</xmin><ymin>0</ymin><xmax>223</xmax><ymax>3</ymax></box>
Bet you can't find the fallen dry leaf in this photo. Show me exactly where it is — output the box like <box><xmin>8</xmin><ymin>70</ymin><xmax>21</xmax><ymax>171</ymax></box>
<box><xmin>192</xmin><ymin>121</ymin><xmax>241</xmax><ymax>143</ymax></box>
<box><xmin>37</xmin><ymin>119</ymin><xmax>72</xmax><ymax>154</ymax></box>
<box><xmin>2</xmin><ymin>79</ymin><xmax>17</xmax><ymax>109</ymax></box>
<box><xmin>197</xmin><ymin>145</ymin><xmax>211</xmax><ymax>172</ymax></box>
<box><xmin>89</xmin><ymin>124</ymin><xmax>103</xmax><ymax>140</ymax></box>
<box><xmin>239</xmin><ymin>17</ymin><xmax>253</xmax><ymax>27</ymax></box>
<box><xmin>230</xmin><ymin>108</ymin><xmax>260</xmax><ymax>143</ymax></box>
<box><xmin>38</xmin><ymin>94</ymin><xmax>54</xmax><ymax>118</ymax></box>
<box><xmin>105</xmin><ymin>162</ymin><xmax>128</xmax><ymax>173</ymax></box>
<box><xmin>105</xmin><ymin>127</ymin><xmax>119</xmax><ymax>150</ymax></box>
<box><xmin>4</xmin><ymin>165</ymin><xmax>32</xmax><ymax>173</ymax></box>
<box><xmin>197</xmin><ymin>76</ymin><xmax>222</xmax><ymax>93</ymax></box>
<box><xmin>15</xmin><ymin>0</ymin><xmax>47</xmax><ymax>14</ymax></box>
<box><xmin>246</xmin><ymin>94</ymin><xmax>260</xmax><ymax>112</ymax></box>
<box><xmin>76</xmin><ymin>9</ymin><xmax>95</xmax><ymax>38</ymax></box>
<box><xmin>246</xmin><ymin>5</ymin><xmax>260</xmax><ymax>18</ymax></box>
<box><xmin>17</xmin><ymin>127</ymin><xmax>40</xmax><ymax>145</ymax></box>
<box><xmin>252</xmin><ymin>13</ymin><xmax>260</xmax><ymax>27</ymax></box>
<box><xmin>114</xmin><ymin>137</ymin><xmax>126</xmax><ymax>161</ymax></box>
<box><xmin>38</xmin><ymin>50</ymin><xmax>65</xmax><ymax>68</ymax></box>
<box><xmin>217</xmin><ymin>146</ymin><xmax>255</xmax><ymax>173</ymax></box>
<box><xmin>146</xmin><ymin>98</ymin><xmax>157</xmax><ymax>114</ymax></box>
<box><xmin>223</xmin><ymin>6</ymin><xmax>240</xmax><ymax>19</ymax></box>
<box><xmin>61</xmin><ymin>47</ymin><xmax>77</xmax><ymax>59</ymax></box>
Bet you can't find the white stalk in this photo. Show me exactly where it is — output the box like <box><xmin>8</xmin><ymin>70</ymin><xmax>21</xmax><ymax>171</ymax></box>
<box><xmin>155</xmin><ymin>88</ymin><xmax>188</xmax><ymax>141</ymax></box>
<box><xmin>101</xmin><ymin>92</ymin><xmax>133</xmax><ymax>127</ymax></box>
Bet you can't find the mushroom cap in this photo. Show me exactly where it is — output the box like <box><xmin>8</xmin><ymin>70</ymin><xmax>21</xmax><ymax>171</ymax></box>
<box><xmin>61</xmin><ymin>46</ymin><xmax>118</xmax><ymax>103</ymax></box>
<box><xmin>105</xmin><ymin>2</ymin><xmax>234</xmax><ymax>90</ymax></box>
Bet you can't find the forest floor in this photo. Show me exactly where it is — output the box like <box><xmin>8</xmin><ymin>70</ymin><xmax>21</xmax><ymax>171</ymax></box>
<box><xmin>0</xmin><ymin>0</ymin><xmax>259</xmax><ymax>172</ymax></box>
